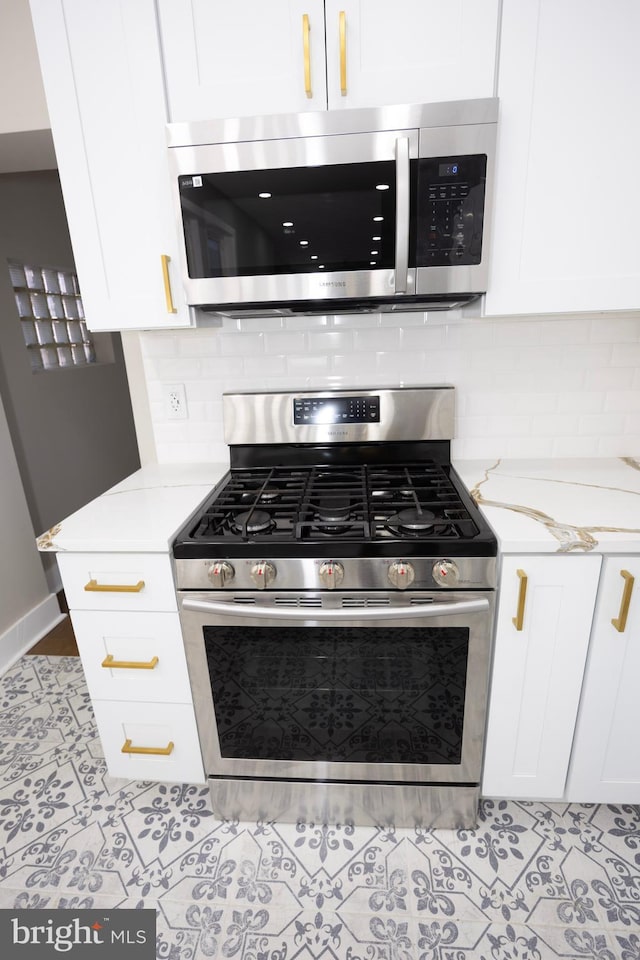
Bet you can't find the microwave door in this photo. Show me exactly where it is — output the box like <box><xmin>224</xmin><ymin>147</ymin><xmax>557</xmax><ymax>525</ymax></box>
<box><xmin>171</xmin><ymin>129</ymin><xmax>419</xmax><ymax>310</ymax></box>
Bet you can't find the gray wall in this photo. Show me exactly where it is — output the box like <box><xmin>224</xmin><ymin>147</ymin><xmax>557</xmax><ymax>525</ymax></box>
<box><xmin>0</xmin><ymin>170</ymin><xmax>140</xmax><ymax>544</ymax></box>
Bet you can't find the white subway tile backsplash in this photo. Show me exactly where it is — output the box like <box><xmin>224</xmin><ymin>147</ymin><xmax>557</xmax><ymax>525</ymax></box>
<box><xmin>285</xmin><ymin>354</ymin><xmax>330</xmax><ymax>376</ymax></box>
<box><xmin>531</xmin><ymin>413</ymin><xmax>579</xmax><ymax>436</ymax></box>
<box><xmin>558</xmin><ymin>392</ymin><xmax>604</xmax><ymax>414</ymax></box>
<box><xmin>590</xmin><ymin>314</ymin><xmax>640</xmax><ymax>343</ymax></box>
<box><xmin>597</xmin><ymin>434</ymin><xmax>640</xmax><ymax>457</ymax></box>
<box><xmin>612</xmin><ymin>342</ymin><xmax>640</xmax><ymax>366</ymax></box>
<box><xmin>604</xmin><ymin>390</ymin><xmax>640</xmax><ymax>413</ymax></box>
<box><xmin>578</xmin><ymin>413</ymin><xmax>627</xmax><ymax>436</ymax></box>
<box><xmin>353</xmin><ymin>327</ymin><xmax>401</xmax><ymax>353</ymax></box>
<box><xmin>218</xmin><ymin>333</ymin><xmax>264</xmax><ymax>356</ymax></box>
<box><xmin>139</xmin><ymin>308</ymin><xmax>640</xmax><ymax>463</ymax></box>
<box><xmin>308</xmin><ymin>329</ymin><xmax>355</xmax><ymax>354</ymax></box>
<box><xmin>263</xmin><ymin>331</ymin><xmax>307</xmax><ymax>355</ymax></box>
<box><xmin>242</xmin><ymin>355</ymin><xmax>288</xmax><ymax>379</ymax></box>
<box><xmin>552</xmin><ymin>435</ymin><xmax>601</xmax><ymax>458</ymax></box>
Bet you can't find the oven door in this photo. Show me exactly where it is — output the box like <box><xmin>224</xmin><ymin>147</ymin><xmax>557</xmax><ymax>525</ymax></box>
<box><xmin>179</xmin><ymin>590</ymin><xmax>493</xmax><ymax>786</ymax></box>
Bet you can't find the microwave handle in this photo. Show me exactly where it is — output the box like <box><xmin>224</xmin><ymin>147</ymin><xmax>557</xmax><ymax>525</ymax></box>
<box><xmin>394</xmin><ymin>136</ymin><xmax>410</xmax><ymax>294</ymax></box>
<box><xmin>182</xmin><ymin>596</ymin><xmax>489</xmax><ymax>621</ymax></box>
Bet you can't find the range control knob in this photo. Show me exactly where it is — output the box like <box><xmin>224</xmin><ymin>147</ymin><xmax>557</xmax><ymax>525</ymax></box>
<box><xmin>432</xmin><ymin>559</ymin><xmax>460</xmax><ymax>587</ymax></box>
<box><xmin>318</xmin><ymin>560</ymin><xmax>345</xmax><ymax>589</ymax></box>
<box><xmin>388</xmin><ymin>560</ymin><xmax>415</xmax><ymax>590</ymax></box>
<box><xmin>207</xmin><ymin>561</ymin><xmax>235</xmax><ymax>587</ymax></box>
<box><xmin>250</xmin><ymin>560</ymin><xmax>276</xmax><ymax>589</ymax></box>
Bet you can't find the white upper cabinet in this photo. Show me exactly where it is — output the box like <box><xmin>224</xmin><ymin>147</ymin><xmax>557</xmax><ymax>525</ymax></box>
<box><xmin>485</xmin><ymin>0</ymin><xmax>640</xmax><ymax>316</ymax></box>
<box><xmin>157</xmin><ymin>0</ymin><xmax>501</xmax><ymax>121</ymax></box>
<box><xmin>323</xmin><ymin>0</ymin><xmax>499</xmax><ymax>111</ymax></box>
<box><xmin>157</xmin><ymin>0</ymin><xmax>328</xmax><ymax>118</ymax></box>
<box><xmin>29</xmin><ymin>0</ymin><xmax>192</xmax><ymax>331</ymax></box>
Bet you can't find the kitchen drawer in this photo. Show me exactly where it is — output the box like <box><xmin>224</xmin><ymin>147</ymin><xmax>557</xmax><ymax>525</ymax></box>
<box><xmin>71</xmin><ymin>610</ymin><xmax>192</xmax><ymax>703</ymax></box>
<box><xmin>58</xmin><ymin>552</ymin><xmax>178</xmax><ymax>612</ymax></box>
<box><xmin>92</xmin><ymin>699</ymin><xmax>205</xmax><ymax>783</ymax></box>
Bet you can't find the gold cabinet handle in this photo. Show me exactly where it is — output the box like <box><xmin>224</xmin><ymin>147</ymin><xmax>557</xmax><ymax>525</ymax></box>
<box><xmin>512</xmin><ymin>569</ymin><xmax>528</xmax><ymax>631</ymax></box>
<box><xmin>121</xmin><ymin>739</ymin><xmax>174</xmax><ymax>756</ymax></box>
<box><xmin>612</xmin><ymin>569</ymin><xmax>635</xmax><ymax>633</ymax></box>
<box><xmin>339</xmin><ymin>10</ymin><xmax>347</xmax><ymax>96</ymax></box>
<box><xmin>84</xmin><ymin>579</ymin><xmax>145</xmax><ymax>593</ymax></box>
<box><xmin>302</xmin><ymin>14</ymin><xmax>312</xmax><ymax>98</ymax></box>
<box><xmin>161</xmin><ymin>254</ymin><xmax>177</xmax><ymax>314</ymax></box>
<box><xmin>101</xmin><ymin>654</ymin><xmax>159</xmax><ymax>670</ymax></box>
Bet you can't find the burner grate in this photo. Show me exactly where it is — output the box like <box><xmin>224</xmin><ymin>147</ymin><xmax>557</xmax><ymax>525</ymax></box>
<box><xmin>189</xmin><ymin>462</ymin><xmax>480</xmax><ymax>545</ymax></box>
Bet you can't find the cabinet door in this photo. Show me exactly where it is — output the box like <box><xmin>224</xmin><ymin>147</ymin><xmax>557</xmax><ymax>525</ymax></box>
<box><xmin>485</xmin><ymin>0</ymin><xmax>640</xmax><ymax>315</ymax></box>
<box><xmin>566</xmin><ymin>557</ymin><xmax>640</xmax><ymax>803</ymax></box>
<box><xmin>158</xmin><ymin>0</ymin><xmax>328</xmax><ymax>120</ymax></box>
<box><xmin>324</xmin><ymin>0</ymin><xmax>500</xmax><ymax>110</ymax></box>
<box><xmin>482</xmin><ymin>554</ymin><xmax>601</xmax><ymax>799</ymax></box>
<box><xmin>29</xmin><ymin>0</ymin><xmax>192</xmax><ymax>331</ymax></box>
<box><xmin>92</xmin><ymin>699</ymin><xmax>205</xmax><ymax>782</ymax></box>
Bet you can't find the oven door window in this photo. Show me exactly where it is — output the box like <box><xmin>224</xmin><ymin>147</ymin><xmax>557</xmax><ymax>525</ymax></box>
<box><xmin>203</xmin><ymin>625</ymin><xmax>468</xmax><ymax>766</ymax></box>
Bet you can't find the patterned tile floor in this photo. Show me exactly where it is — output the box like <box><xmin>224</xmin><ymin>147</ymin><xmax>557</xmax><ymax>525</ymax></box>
<box><xmin>0</xmin><ymin>656</ymin><xmax>639</xmax><ymax>959</ymax></box>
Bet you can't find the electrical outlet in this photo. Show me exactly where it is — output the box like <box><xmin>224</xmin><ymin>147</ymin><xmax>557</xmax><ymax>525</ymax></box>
<box><xmin>164</xmin><ymin>383</ymin><xmax>188</xmax><ymax>420</ymax></box>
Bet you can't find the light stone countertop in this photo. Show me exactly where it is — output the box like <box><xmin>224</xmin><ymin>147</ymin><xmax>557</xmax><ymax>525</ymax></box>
<box><xmin>37</xmin><ymin>457</ymin><xmax>640</xmax><ymax>557</ymax></box>
<box><xmin>36</xmin><ymin>461</ymin><xmax>229</xmax><ymax>553</ymax></box>
<box><xmin>453</xmin><ymin>457</ymin><xmax>640</xmax><ymax>554</ymax></box>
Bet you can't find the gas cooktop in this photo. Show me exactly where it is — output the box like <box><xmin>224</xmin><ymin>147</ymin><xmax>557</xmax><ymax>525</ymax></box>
<box><xmin>173</xmin><ymin>460</ymin><xmax>496</xmax><ymax>559</ymax></box>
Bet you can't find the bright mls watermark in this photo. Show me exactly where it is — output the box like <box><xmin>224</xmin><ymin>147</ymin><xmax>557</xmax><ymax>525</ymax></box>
<box><xmin>0</xmin><ymin>910</ymin><xmax>155</xmax><ymax>958</ymax></box>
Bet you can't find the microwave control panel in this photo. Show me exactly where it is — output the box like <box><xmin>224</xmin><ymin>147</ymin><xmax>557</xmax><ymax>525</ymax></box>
<box><xmin>416</xmin><ymin>154</ymin><xmax>487</xmax><ymax>267</ymax></box>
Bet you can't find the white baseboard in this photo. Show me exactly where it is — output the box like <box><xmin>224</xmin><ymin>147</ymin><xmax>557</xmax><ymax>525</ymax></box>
<box><xmin>0</xmin><ymin>593</ymin><xmax>66</xmax><ymax>675</ymax></box>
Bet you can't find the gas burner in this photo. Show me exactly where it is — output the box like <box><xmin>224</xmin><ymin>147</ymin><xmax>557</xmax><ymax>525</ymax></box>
<box><xmin>312</xmin><ymin>499</ymin><xmax>354</xmax><ymax>534</ymax></box>
<box><xmin>257</xmin><ymin>488</ymin><xmax>281</xmax><ymax>503</ymax></box>
<box><xmin>232</xmin><ymin>509</ymin><xmax>274</xmax><ymax>535</ymax></box>
<box><xmin>387</xmin><ymin>507</ymin><xmax>437</xmax><ymax>536</ymax></box>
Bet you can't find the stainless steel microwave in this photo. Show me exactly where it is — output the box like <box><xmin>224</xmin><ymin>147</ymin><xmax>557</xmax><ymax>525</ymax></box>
<box><xmin>167</xmin><ymin>99</ymin><xmax>498</xmax><ymax>318</ymax></box>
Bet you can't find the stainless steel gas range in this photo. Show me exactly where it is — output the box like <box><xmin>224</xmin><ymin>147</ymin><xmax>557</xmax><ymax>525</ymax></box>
<box><xmin>173</xmin><ymin>387</ymin><xmax>497</xmax><ymax>829</ymax></box>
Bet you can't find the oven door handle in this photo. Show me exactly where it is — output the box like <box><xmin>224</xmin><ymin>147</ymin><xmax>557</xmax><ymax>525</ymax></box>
<box><xmin>181</xmin><ymin>596</ymin><xmax>490</xmax><ymax>621</ymax></box>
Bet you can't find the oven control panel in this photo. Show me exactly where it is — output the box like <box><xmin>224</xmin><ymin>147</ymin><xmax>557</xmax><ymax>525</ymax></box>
<box><xmin>177</xmin><ymin>556</ymin><xmax>496</xmax><ymax>591</ymax></box>
<box><xmin>293</xmin><ymin>395</ymin><xmax>380</xmax><ymax>425</ymax></box>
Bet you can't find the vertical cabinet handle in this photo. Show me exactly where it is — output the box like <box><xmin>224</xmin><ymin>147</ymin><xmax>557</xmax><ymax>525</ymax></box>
<box><xmin>339</xmin><ymin>11</ymin><xmax>347</xmax><ymax>96</ymax></box>
<box><xmin>302</xmin><ymin>14</ymin><xmax>312</xmax><ymax>98</ymax></box>
<box><xmin>612</xmin><ymin>569</ymin><xmax>635</xmax><ymax>633</ymax></box>
<box><xmin>512</xmin><ymin>569</ymin><xmax>528</xmax><ymax>631</ymax></box>
<box><xmin>161</xmin><ymin>254</ymin><xmax>177</xmax><ymax>314</ymax></box>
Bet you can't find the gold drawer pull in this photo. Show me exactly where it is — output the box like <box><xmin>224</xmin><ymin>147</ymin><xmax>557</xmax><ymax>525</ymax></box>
<box><xmin>84</xmin><ymin>579</ymin><xmax>145</xmax><ymax>593</ymax></box>
<box><xmin>612</xmin><ymin>569</ymin><xmax>635</xmax><ymax>633</ymax></box>
<box><xmin>302</xmin><ymin>13</ymin><xmax>312</xmax><ymax>98</ymax></box>
<box><xmin>121</xmin><ymin>739</ymin><xmax>174</xmax><ymax>756</ymax></box>
<box><xmin>512</xmin><ymin>569</ymin><xmax>528</xmax><ymax>631</ymax></box>
<box><xmin>101</xmin><ymin>654</ymin><xmax>159</xmax><ymax>670</ymax></box>
<box><xmin>339</xmin><ymin>10</ymin><xmax>347</xmax><ymax>96</ymax></box>
<box><xmin>161</xmin><ymin>254</ymin><xmax>177</xmax><ymax>314</ymax></box>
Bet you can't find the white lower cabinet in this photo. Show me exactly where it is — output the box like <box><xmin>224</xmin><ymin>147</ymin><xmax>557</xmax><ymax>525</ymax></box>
<box><xmin>91</xmin><ymin>700</ymin><xmax>204</xmax><ymax>783</ymax></box>
<box><xmin>59</xmin><ymin>553</ymin><xmax>204</xmax><ymax>784</ymax></box>
<box><xmin>565</xmin><ymin>557</ymin><xmax>640</xmax><ymax>803</ymax></box>
<box><xmin>482</xmin><ymin>554</ymin><xmax>602</xmax><ymax>799</ymax></box>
